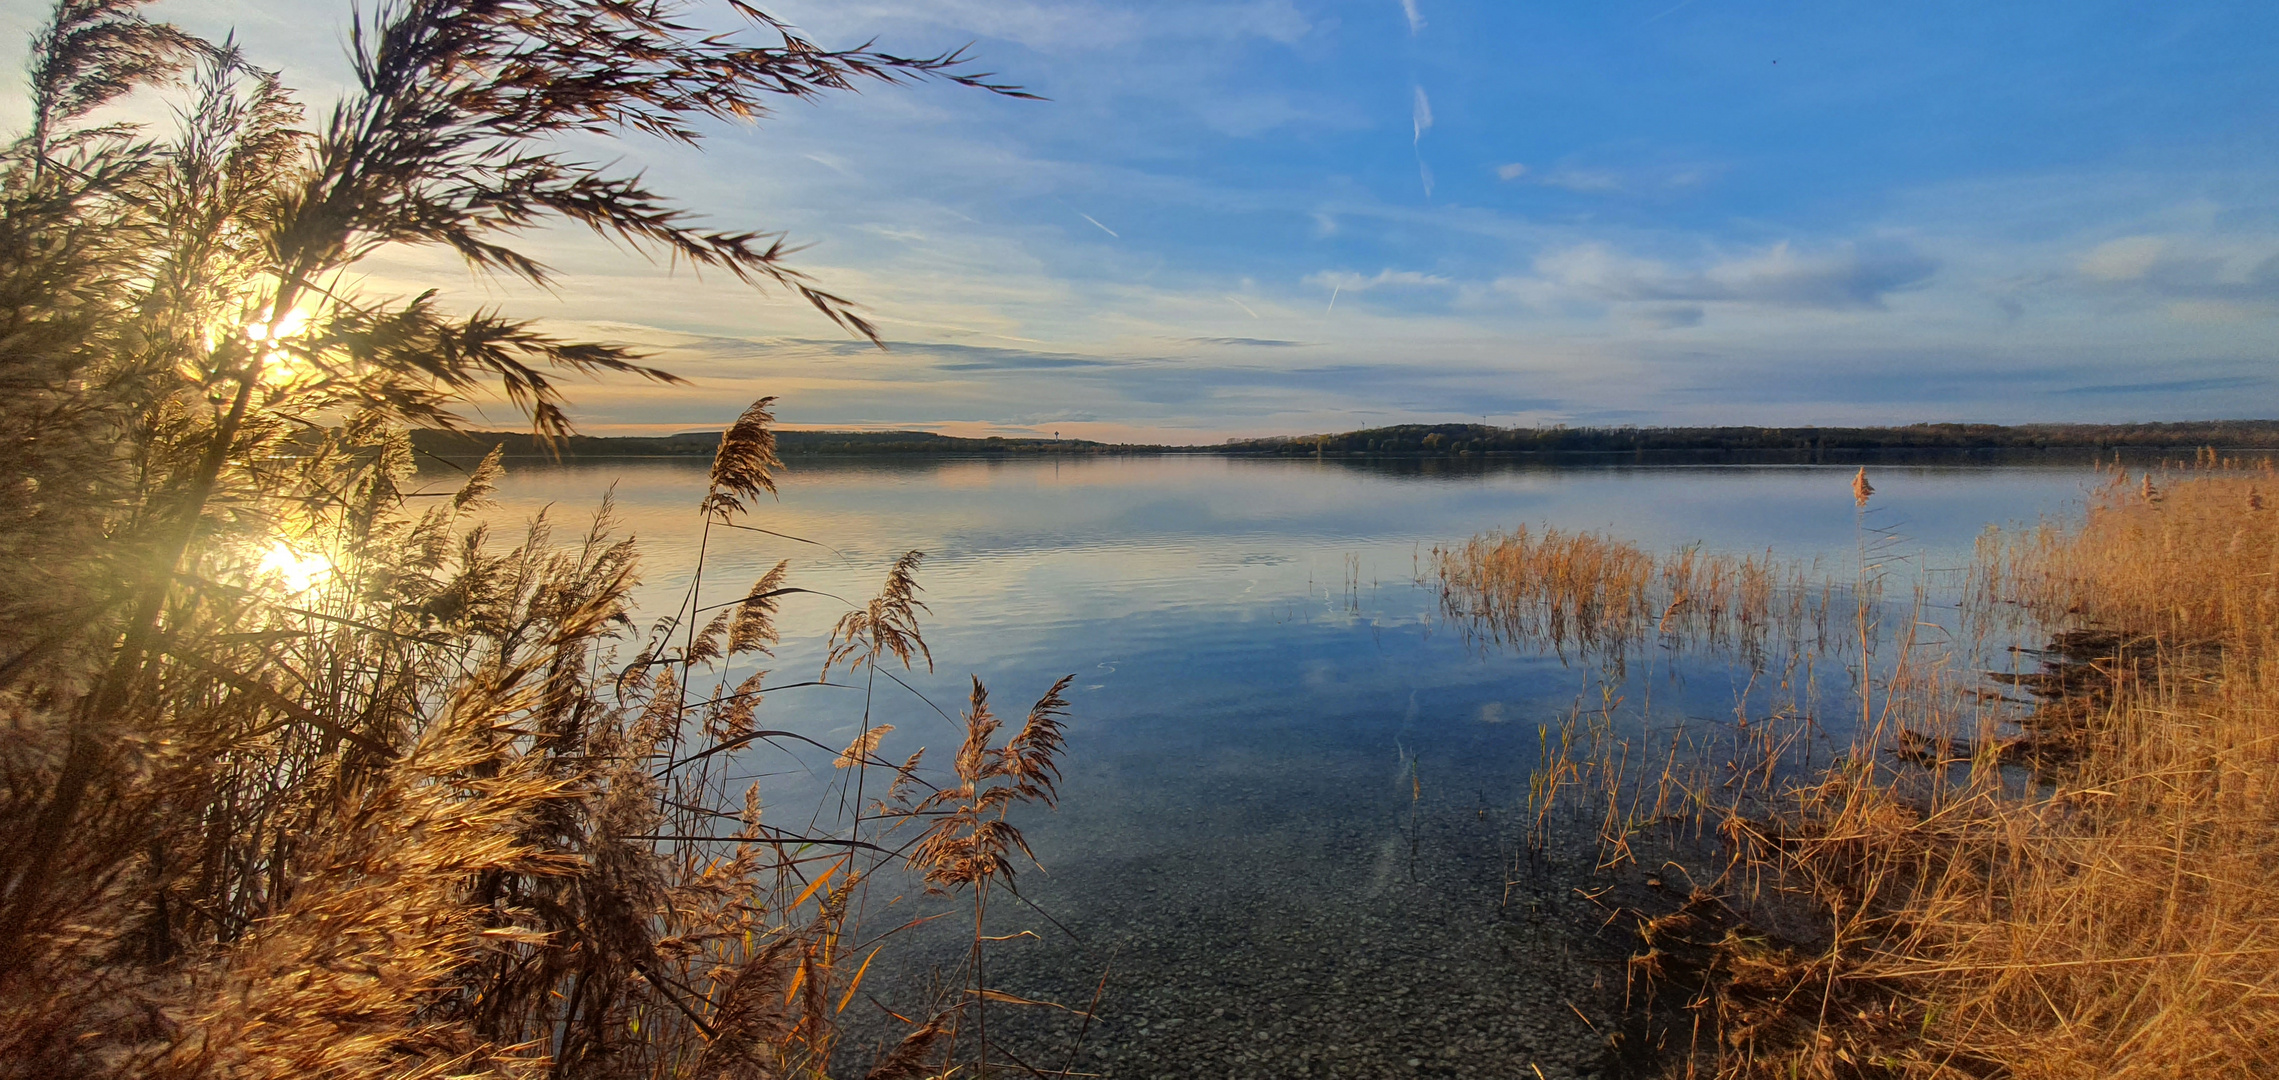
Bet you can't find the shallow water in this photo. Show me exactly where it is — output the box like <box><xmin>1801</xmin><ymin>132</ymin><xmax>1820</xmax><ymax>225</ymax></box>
<box><xmin>460</xmin><ymin>454</ymin><xmax>2099</xmax><ymax>1078</ymax></box>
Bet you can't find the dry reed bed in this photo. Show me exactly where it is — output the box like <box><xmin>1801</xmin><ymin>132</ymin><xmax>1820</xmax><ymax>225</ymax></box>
<box><xmin>1432</xmin><ymin>526</ymin><xmax>1846</xmax><ymax>663</ymax></box>
<box><xmin>1440</xmin><ymin>463</ymin><xmax>2279</xmax><ymax>1079</ymax></box>
<box><xmin>4</xmin><ymin>408</ymin><xmax>1078</xmax><ymax>1079</ymax></box>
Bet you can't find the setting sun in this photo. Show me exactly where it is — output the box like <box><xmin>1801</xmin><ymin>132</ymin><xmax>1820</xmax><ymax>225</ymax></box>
<box><xmin>242</xmin><ymin>305</ymin><xmax>309</xmax><ymax>343</ymax></box>
<box><xmin>255</xmin><ymin>539</ymin><xmax>332</xmax><ymax>595</ymax></box>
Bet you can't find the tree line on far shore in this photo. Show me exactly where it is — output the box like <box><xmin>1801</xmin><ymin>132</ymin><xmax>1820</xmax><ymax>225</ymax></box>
<box><xmin>415</xmin><ymin>419</ymin><xmax>2279</xmax><ymax>460</ymax></box>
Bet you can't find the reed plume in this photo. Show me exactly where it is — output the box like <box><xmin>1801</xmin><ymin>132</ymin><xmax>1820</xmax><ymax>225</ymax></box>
<box><xmin>826</xmin><ymin>552</ymin><xmax>934</xmax><ymax>677</ymax></box>
<box><xmin>706</xmin><ymin>397</ymin><xmax>784</xmax><ymax>521</ymax></box>
<box><xmin>906</xmin><ymin>675</ymin><xmax>1077</xmax><ymax>890</ymax></box>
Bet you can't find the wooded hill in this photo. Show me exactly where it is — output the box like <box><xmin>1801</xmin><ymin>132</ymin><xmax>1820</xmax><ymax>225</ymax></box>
<box><xmin>1220</xmin><ymin>420</ymin><xmax>2279</xmax><ymax>457</ymax></box>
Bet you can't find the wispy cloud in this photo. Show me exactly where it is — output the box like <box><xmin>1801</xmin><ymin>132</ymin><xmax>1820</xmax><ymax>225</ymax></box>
<box><xmin>1633</xmin><ymin>304</ymin><xmax>1705</xmax><ymax>329</ymax></box>
<box><xmin>2078</xmin><ymin>237</ymin><xmax>2168</xmax><ymax>282</ymax></box>
<box><xmin>1495</xmin><ymin>162</ymin><xmax>1529</xmax><ymax>181</ymax></box>
<box><xmin>1534</xmin><ymin>167</ymin><xmax>1626</xmax><ymax>193</ymax></box>
<box><xmin>913</xmin><ymin>343</ymin><xmax>1132</xmax><ymax>370</ymax></box>
<box><xmin>643</xmin><ymin>334</ymin><xmax>1130</xmax><ymax>371</ymax></box>
<box><xmin>1519</xmin><ymin>163</ymin><xmax>1718</xmax><ymax>195</ymax></box>
<box><xmin>2164</xmin><ymin>300</ymin><xmax>2271</xmax><ymax>323</ymax></box>
<box><xmin>1398</xmin><ymin>0</ymin><xmax>1424</xmax><ymax>34</ymax></box>
<box><xmin>1305</xmin><ymin>268</ymin><xmax>1457</xmax><ymax>292</ymax></box>
<box><xmin>2075</xmin><ymin>235</ymin><xmax>2279</xmax><ymax>302</ymax></box>
<box><xmin>2055</xmin><ymin>375</ymin><xmax>2265</xmax><ymax>396</ymax></box>
<box><xmin>1518</xmin><ymin>241</ymin><xmax>1938</xmax><ymax>311</ymax></box>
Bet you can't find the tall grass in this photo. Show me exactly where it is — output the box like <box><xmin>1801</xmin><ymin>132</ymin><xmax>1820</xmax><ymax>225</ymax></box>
<box><xmin>1433</xmin><ymin>526</ymin><xmax>1844</xmax><ymax>664</ymax></box>
<box><xmin>0</xmin><ymin>4</ymin><xmax>1076</xmax><ymax>1078</ymax></box>
<box><xmin>1440</xmin><ymin>462</ymin><xmax>2279</xmax><ymax>1078</ymax></box>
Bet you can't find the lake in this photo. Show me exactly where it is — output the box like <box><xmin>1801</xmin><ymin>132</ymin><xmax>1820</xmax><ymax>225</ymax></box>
<box><xmin>466</xmin><ymin>453</ymin><xmax>2102</xmax><ymax>1080</ymax></box>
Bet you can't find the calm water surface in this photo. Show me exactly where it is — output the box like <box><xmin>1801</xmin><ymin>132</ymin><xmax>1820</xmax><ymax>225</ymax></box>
<box><xmin>469</xmin><ymin>455</ymin><xmax>2096</xmax><ymax>1079</ymax></box>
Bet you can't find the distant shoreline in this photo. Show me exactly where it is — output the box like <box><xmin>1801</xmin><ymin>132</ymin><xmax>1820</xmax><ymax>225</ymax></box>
<box><xmin>412</xmin><ymin>420</ymin><xmax>2279</xmax><ymax>462</ymax></box>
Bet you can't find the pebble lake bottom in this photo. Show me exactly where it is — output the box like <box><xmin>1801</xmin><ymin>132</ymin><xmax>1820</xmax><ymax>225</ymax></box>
<box><xmin>838</xmin><ymin>755</ymin><xmax>1624</xmax><ymax>1080</ymax></box>
<box><xmin>460</xmin><ymin>452</ymin><xmax>2106</xmax><ymax>1078</ymax></box>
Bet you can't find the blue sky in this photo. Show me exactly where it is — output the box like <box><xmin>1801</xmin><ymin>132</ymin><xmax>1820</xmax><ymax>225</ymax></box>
<box><xmin>5</xmin><ymin>0</ymin><xmax>2276</xmax><ymax>439</ymax></box>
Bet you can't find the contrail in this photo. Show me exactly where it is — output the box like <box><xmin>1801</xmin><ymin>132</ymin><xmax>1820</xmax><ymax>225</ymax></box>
<box><xmin>1647</xmin><ymin>0</ymin><xmax>1700</xmax><ymax>22</ymax></box>
<box><xmin>1227</xmin><ymin>295</ymin><xmax>1260</xmax><ymax>319</ymax></box>
<box><xmin>1078</xmin><ymin>212</ymin><xmax>1119</xmax><ymax>238</ymax></box>
<box><xmin>1412</xmin><ymin>86</ymin><xmax>1435</xmax><ymax>201</ymax></box>
<box><xmin>1327</xmin><ymin>284</ymin><xmax>1341</xmax><ymax>313</ymax></box>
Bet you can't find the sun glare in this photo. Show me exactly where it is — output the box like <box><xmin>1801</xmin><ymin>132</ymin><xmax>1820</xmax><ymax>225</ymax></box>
<box><xmin>242</xmin><ymin>304</ymin><xmax>323</xmax><ymax>389</ymax></box>
<box><xmin>243</xmin><ymin>305</ymin><xmax>310</xmax><ymax>342</ymax></box>
<box><xmin>256</xmin><ymin>539</ymin><xmax>334</xmax><ymax>595</ymax></box>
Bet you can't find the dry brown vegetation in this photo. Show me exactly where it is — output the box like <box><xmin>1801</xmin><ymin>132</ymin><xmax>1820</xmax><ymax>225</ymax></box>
<box><xmin>1440</xmin><ymin>459</ymin><xmax>2279</xmax><ymax>1078</ymax></box>
<box><xmin>0</xmin><ymin>3</ymin><xmax>1080</xmax><ymax>1078</ymax></box>
<box><xmin>1433</xmin><ymin>526</ymin><xmax>1845</xmax><ymax>664</ymax></box>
